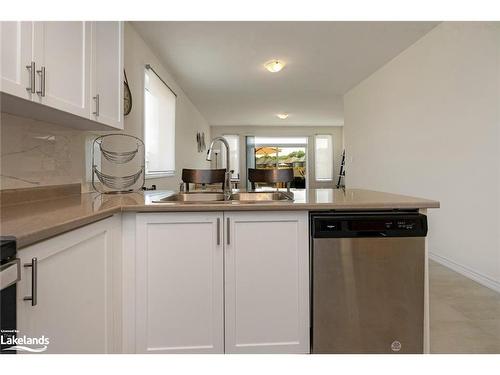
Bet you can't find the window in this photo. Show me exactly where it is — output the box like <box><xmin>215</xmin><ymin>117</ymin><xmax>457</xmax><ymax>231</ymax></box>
<box><xmin>315</xmin><ymin>134</ymin><xmax>333</xmax><ymax>181</ymax></box>
<box><xmin>221</xmin><ymin>135</ymin><xmax>240</xmax><ymax>179</ymax></box>
<box><xmin>144</xmin><ymin>67</ymin><xmax>176</xmax><ymax>177</ymax></box>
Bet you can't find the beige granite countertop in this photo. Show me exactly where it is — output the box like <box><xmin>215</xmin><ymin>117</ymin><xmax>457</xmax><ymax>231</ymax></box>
<box><xmin>0</xmin><ymin>188</ymin><xmax>439</xmax><ymax>249</ymax></box>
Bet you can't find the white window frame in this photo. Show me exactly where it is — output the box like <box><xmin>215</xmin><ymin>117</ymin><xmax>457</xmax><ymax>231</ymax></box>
<box><xmin>143</xmin><ymin>65</ymin><xmax>176</xmax><ymax>179</ymax></box>
<box><xmin>221</xmin><ymin>135</ymin><xmax>240</xmax><ymax>180</ymax></box>
<box><xmin>314</xmin><ymin>134</ymin><xmax>334</xmax><ymax>182</ymax></box>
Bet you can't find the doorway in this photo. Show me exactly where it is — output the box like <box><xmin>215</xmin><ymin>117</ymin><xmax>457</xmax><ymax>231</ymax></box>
<box><xmin>246</xmin><ymin>136</ymin><xmax>308</xmax><ymax>189</ymax></box>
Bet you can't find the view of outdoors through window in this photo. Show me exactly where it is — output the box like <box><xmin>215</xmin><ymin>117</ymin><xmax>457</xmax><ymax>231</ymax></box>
<box><xmin>254</xmin><ymin>137</ymin><xmax>307</xmax><ymax>188</ymax></box>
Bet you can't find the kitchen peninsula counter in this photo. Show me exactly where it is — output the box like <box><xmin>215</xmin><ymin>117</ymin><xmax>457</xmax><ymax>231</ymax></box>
<box><xmin>0</xmin><ymin>187</ymin><xmax>439</xmax><ymax>248</ymax></box>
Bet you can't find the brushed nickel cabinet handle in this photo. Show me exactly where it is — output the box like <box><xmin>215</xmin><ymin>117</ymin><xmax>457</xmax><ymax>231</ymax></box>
<box><xmin>93</xmin><ymin>94</ymin><xmax>100</xmax><ymax>116</ymax></box>
<box><xmin>23</xmin><ymin>257</ymin><xmax>38</xmax><ymax>306</ymax></box>
<box><xmin>26</xmin><ymin>62</ymin><xmax>35</xmax><ymax>93</ymax></box>
<box><xmin>226</xmin><ymin>217</ymin><xmax>230</xmax><ymax>245</ymax></box>
<box><xmin>36</xmin><ymin>66</ymin><xmax>45</xmax><ymax>97</ymax></box>
<box><xmin>216</xmin><ymin>217</ymin><xmax>221</xmax><ymax>245</ymax></box>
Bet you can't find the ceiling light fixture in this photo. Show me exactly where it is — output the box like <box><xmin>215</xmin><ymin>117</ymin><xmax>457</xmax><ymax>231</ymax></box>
<box><xmin>264</xmin><ymin>59</ymin><xmax>285</xmax><ymax>73</ymax></box>
<box><xmin>276</xmin><ymin>113</ymin><xmax>289</xmax><ymax>119</ymax></box>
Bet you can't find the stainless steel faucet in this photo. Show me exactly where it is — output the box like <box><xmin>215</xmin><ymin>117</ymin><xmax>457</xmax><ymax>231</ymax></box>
<box><xmin>206</xmin><ymin>136</ymin><xmax>232</xmax><ymax>200</ymax></box>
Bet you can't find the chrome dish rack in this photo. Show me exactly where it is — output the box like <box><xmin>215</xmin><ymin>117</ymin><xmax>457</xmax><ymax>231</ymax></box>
<box><xmin>92</xmin><ymin>134</ymin><xmax>145</xmax><ymax>194</ymax></box>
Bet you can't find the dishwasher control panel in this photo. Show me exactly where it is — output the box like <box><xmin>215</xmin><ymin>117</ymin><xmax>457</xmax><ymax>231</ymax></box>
<box><xmin>311</xmin><ymin>212</ymin><xmax>428</xmax><ymax>238</ymax></box>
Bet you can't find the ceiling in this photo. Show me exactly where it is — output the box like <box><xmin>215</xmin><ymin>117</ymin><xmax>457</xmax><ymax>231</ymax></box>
<box><xmin>132</xmin><ymin>21</ymin><xmax>439</xmax><ymax>127</ymax></box>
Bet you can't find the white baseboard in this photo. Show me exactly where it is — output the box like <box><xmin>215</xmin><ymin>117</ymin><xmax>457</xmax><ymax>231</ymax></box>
<box><xmin>429</xmin><ymin>252</ymin><xmax>500</xmax><ymax>294</ymax></box>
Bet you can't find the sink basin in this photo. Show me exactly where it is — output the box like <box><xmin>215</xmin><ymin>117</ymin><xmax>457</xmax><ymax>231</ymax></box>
<box><xmin>230</xmin><ymin>191</ymin><xmax>293</xmax><ymax>202</ymax></box>
<box><xmin>153</xmin><ymin>191</ymin><xmax>294</xmax><ymax>204</ymax></box>
<box><xmin>153</xmin><ymin>192</ymin><xmax>225</xmax><ymax>203</ymax></box>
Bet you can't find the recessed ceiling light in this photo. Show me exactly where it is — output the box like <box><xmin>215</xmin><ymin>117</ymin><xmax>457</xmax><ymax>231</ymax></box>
<box><xmin>264</xmin><ymin>59</ymin><xmax>285</xmax><ymax>73</ymax></box>
<box><xmin>276</xmin><ymin>113</ymin><xmax>289</xmax><ymax>119</ymax></box>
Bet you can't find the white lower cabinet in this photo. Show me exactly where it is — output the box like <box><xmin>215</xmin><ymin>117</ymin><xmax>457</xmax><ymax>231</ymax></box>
<box><xmin>134</xmin><ymin>211</ymin><xmax>309</xmax><ymax>354</ymax></box>
<box><xmin>14</xmin><ymin>210</ymin><xmax>309</xmax><ymax>354</ymax></box>
<box><xmin>135</xmin><ymin>212</ymin><xmax>224</xmax><ymax>353</ymax></box>
<box><xmin>17</xmin><ymin>215</ymin><xmax>121</xmax><ymax>354</ymax></box>
<box><xmin>224</xmin><ymin>211</ymin><xmax>310</xmax><ymax>353</ymax></box>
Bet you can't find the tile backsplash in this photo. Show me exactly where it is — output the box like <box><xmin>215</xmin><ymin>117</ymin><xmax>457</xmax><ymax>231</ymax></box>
<box><xmin>0</xmin><ymin>112</ymin><xmax>87</xmax><ymax>190</ymax></box>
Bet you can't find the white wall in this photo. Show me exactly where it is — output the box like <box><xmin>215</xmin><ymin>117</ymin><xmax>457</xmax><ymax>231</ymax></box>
<box><xmin>124</xmin><ymin>23</ymin><xmax>211</xmax><ymax>190</ymax></box>
<box><xmin>344</xmin><ymin>22</ymin><xmax>500</xmax><ymax>290</ymax></box>
<box><xmin>211</xmin><ymin>125</ymin><xmax>343</xmax><ymax>189</ymax></box>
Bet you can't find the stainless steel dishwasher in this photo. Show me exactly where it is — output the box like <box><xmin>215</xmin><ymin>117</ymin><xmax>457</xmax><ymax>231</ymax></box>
<box><xmin>310</xmin><ymin>211</ymin><xmax>427</xmax><ymax>354</ymax></box>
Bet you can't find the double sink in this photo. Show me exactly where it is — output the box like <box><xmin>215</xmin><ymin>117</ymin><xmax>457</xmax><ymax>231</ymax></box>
<box><xmin>153</xmin><ymin>191</ymin><xmax>294</xmax><ymax>204</ymax></box>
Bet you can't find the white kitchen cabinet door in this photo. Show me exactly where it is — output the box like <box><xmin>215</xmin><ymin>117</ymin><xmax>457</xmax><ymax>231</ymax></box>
<box><xmin>224</xmin><ymin>211</ymin><xmax>310</xmax><ymax>353</ymax></box>
<box><xmin>17</xmin><ymin>215</ymin><xmax>121</xmax><ymax>354</ymax></box>
<box><xmin>135</xmin><ymin>212</ymin><xmax>224</xmax><ymax>354</ymax></box>
<box><xmin>91</xmin><ymin>21</ymin><xmax>124</xmax><ymax>129</ymax></box>
<box><xmin>0</xmin><ymin>21</ymin><xmax>34</xmax><ymax>99</ymax></box>
<box><xmin>32</xmin><ymin>21</ymin><xmax>91</xmax><ymax>117</ymax></box>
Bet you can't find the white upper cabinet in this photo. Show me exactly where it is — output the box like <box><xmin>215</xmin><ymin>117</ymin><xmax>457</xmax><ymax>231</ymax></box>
<box><xmin>91</xmin><ymin>21</ymin><xmax>124</xmax><ymax>129</ymax></box>
<box><xmin>224</xmin><ymin>211</ymin><xmax>310</xmax><ymax>354</ymax></box>
<box><xmin>0</xmin><ymin>21</ymin><xmax>123</xmax><ymax>130</ymax></box>
<box><xmin>0</xmin><ymin>21</ymin><xmax>34</xmax><ymax>99</ymax></box>
<box><xmin>32</xmin><ymin>21</ymin><xmax>91</xmax><ymax>118</ymax></box>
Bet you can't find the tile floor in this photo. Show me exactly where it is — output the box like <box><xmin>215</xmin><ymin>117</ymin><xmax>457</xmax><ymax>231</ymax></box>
<box><xmin>429</xmin><ymin>260</ymin><xmax>500</xmax><ymax>353</ymax></box>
